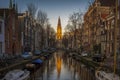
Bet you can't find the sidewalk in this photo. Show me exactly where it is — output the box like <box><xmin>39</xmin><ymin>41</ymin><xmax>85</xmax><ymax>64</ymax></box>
<box><xmin>0</xmin><ymin>55</ymin><xmax>41</xmax><ymax>73</ymax></box>
<box><xmin>0</xmin><ymin>57</ymin><xmax>24</xmax><ymax>69</ymax></box>
<box><xmin>104</xmin><ymin>57</ymin><xmax>120</xmax><ymax>69</ymax></box>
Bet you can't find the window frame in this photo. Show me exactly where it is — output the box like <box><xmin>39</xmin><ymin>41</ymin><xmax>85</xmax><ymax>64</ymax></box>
<box><xmin>0</xmin><ymin>21</ymin><xmax>2</xmax><ymax>34</ymax></box>
<box><xmin>0</xmin><ymin>42</ymin><xmax>2</xmax><ymax>54</ymax></box>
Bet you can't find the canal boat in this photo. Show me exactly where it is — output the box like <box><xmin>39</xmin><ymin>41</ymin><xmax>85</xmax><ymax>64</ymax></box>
<box><xmin>25</xmin><ymin>63</ymin><xmax>36</xmax><ymax>71</ymax></box>
<box><xmin>95</xmin><ymin>70</ymin><xmax>120</xmax><ymax>80</ymax></box>
<box><xmin>2</xmin><ymin>69</ymin><xmax>30</xmax><ymax>80</ymax></box>
<box><xmin>32</xmin><ymin>59</ymin><xmax>43</xmax><ymax>69</ymax></box>
<box><xmin>32</xmin><ymin>59</ymin><xmax>43</xmax><ymax>64</ymax></box>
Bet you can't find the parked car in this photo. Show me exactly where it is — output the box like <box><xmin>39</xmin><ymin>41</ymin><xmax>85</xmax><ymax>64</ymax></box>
<box><xmin>42</xmin><ymin>49</ymin><xmax>48</xmax><ymax>53</ymax></box>
<box><xmin>34</xmin><ymin>50</ymin><xmax>41</xmax><ymax>55</ymax></box>
<box><xmin>92</xmin><ymin>54</ymin><xmax>103</xmax><ymax>62</ymax></box>
<box><xmin>21</xmin><ymin>52</ymin><xmax>32</xmax><ymax>59</ymax></box>
<box><xmin>81</xmin><ymin>51</ymin><xmax>88</xmax><ymax>57</ymax></box>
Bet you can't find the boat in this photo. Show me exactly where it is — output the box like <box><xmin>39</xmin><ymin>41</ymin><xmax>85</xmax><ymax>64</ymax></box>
<box><xmin>32</xmin><ymin>59</ymin><xmax>43</xmax><ymax>69</ymax></box>
<box><xmin>96</xmin><ymin>70</ymin><xmax>120</xmax><ymax>80</ymax></box>
<box><xmin>32</xmin><ymin>59</ymin><xmax>43</xmax><ymax>64</ymax></box>
<box><xmin>25</xmin><ymin>63</ymin><xmax>36</xmax><ymax>72</ymax></box>
<box><xmin>26</xmin><ymin>63</ymin><xmax>35</xmax><ymax>68</ymax></box>
<box><xmin>2</xmin><ymin>69</ymin><xmax>30</xmax><ymax>80</ymax></box>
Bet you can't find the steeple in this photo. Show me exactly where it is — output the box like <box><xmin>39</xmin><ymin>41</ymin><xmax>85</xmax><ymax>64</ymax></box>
<box><xmin>13</xmin><ymin>0</ymin><xmax>15</xmax><ymax>9</ymax></box>
<box><xmin>9</xmin><ymin>0</ymin><xmax>13</xmax><ymax>8</ymax></box>
<box><xmin>58</xmin><ymin>16</ymin><xmax>61</xmax><ymax>27</ymax></box>
<box><xmin>57</xmin><ymin>16</ymin><xmax>62</xmax><ymax>40</ymax></box>
<box><xmin>15</xmin><ymin>3</ymin><xmax>18</xmax><ymax>12</ymax></box>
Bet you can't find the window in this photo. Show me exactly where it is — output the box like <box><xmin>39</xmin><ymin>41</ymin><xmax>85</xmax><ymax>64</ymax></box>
<box><xmin>0</xmin><ymin>42</ymin><xmax>2</xmax><ymax>54</ymax></box>
<box><xmin>7</xmin><ymin>33</ymin><xmax>9</xmax><ymax>48</ymax></box>
<box><xmin>111</xmin><ymin>20</ymin><xmax>114</xmax><ymax>29</ymax></box>
<box><xmin>12</xmin><ymin>18</ymin><xmax>15</xmax><ymax>34</ymax></box>
<box><xmin>0</xmin><ymin>21</ymin><xmax>2</xmax><ymax>34</ymax></box>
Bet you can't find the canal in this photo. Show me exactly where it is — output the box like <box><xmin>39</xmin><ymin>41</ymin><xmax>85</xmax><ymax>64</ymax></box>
<box><xmin>31</xmin><ymin>50</ymin><xmax>95</xmax><ymax>80</ymax></box>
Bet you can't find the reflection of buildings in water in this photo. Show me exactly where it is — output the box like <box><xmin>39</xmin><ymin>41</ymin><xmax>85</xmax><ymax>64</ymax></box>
<box><xmin>68</xmin><ymin>59</ymin><xmax>95</xmax><ymax>80</ymax></box>
<box><xmin>56</xmin><ymin>56</ymin><xmax>62</xmax><ymax>79</ymax></box>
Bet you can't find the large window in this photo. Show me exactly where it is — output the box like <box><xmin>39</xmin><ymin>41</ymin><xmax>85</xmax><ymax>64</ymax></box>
<box><xmin>12</xmin><ymin>18</ymin><xmax>15</xmax><ymax>34</ymax></box>
<box><xmin>7</xmin><ymin>33</ymin><xmax>9</xmax><ymax>48</ymax></box>
<box><xmin>0</xmin><ymin>21</ymin><xmax>2</xmax><ymax>34</ymax></box>
<box><xmin>0</xmin><ymin>42</ymin><xmax>2</xmax><ymax>54</ymax></box>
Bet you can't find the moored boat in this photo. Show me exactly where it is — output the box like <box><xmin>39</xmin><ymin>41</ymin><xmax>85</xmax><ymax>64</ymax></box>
<box><xmin>25</xmin><ymin>63</ymin><xmax>36</xmax><ymax>72</ymax></box>
<box><xmin>32</xmin><ymin>59</ymin><xmax>43</xmax><ymax>69</ymax></box>
<box><xmin>32</xmin><ymin>59</ymin><xmax>43</xmax><ymax>64</ymax></box>
<box><xmin>96</xmin><ymin>70</ymin><xmax>120</xmax><ymax>80</ymax></box>
<box><xmin>2</xmin><ymin>69</ymin><xmax>30</xmax><ymax>80</ymax></box>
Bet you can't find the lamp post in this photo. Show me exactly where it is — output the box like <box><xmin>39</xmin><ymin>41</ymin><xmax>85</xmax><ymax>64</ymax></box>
<box><xmin>113</xmin><ymin>0</ymin><xmax>118</xmax><ymax>75</ymax></box>
<box><xmin>33</xmin><ymin>20</ymin><xmax>36</xmax><ymax>52</ymax></box>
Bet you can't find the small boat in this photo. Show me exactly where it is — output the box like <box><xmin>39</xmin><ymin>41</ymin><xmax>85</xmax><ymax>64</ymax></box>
<box><xmin>25</xmin><ymin>63</ymin><xmax>36</xmax><ymax>71</ymax></box>
<box><xmin>2</xmin><ymin>69</ymin><xmax>30</xmax><ymax>80</ymax></box>
<box><xmin>26</xmin><ymin>63</ymin><xmax>35</xmax><ymax>68</ymax></box>
<box><xmin>32</xmin><ymin>59</ymin><xmax>43</xmax><ymax>64</ymax></box>
<box><xmin>32</xmin><ymin>59</ymin><xmax>43</xmax><ymax>69</ymax></box>
<box><xmin>96</xmin><ymin>70</ymin><xmax>120</xmax><ymax>80</ymax></box>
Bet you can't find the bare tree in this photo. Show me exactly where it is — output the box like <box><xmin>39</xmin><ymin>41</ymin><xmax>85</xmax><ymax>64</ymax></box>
<box><xmin>48</xmin><ymin>26</ymin><xmax>56</xmax><ymax>47</ymax></box>
<box><xmin>36</xmin><ymin>9</ymin><xmax>50</xmax><ymax>48</ymax></box>
<box><xmin>37</xmin><ymin>9</ymin><xmax>48</xmax><ymax>27</ymax></box>
<box><xmin>69</xmin><ymin>11</ymin><xmax>83</xmax><ymax>29</ymax></box>
<box><xmin>27</xmin><ymin>3</ymin><xmax>37</xmax><ymax>18</ymax></box>
<box><xmin>64</xmin><ymin>10</ymin><xmax>83</xmax><ymax>50</ymax></box>
<box><xmin>65</xmin><ymin>23</ymin><xmax>75</xmax><ymax>32</ymax></box>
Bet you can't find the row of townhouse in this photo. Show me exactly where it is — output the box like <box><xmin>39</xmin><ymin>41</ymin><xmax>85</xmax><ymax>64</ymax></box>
<box><xmin>82</xmin><ymin>0</ymin><xmax>120</xmax><ymax>57</ymax></box>
<box><xmin>0</xmin><ymin>7</ymin><xmax>21</xmax><ymax>56</ymax></box>
<box><xmin>0</xmin><ymin>2</ymin><xmax>40</xmax><ymax>57</ymax></box>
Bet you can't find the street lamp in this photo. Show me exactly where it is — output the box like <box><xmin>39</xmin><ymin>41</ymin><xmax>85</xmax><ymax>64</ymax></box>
<box><xmin>113</xmin><ymin>0</ymin><xmax>118</xmax><ymax>76</ymax></box>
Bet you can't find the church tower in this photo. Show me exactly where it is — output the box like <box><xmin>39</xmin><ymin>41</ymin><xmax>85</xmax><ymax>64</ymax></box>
<box><xmin>57</xmin><ymin>16</ymin><xmax>62</xmax><ymax>40</ymax></box>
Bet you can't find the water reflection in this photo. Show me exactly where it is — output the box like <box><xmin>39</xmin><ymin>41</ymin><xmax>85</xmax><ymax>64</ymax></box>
<box><xmin>32</xmin><ymin>51</ymin><xmax>95</xmax><ymax>80</ymax></box>
<box><xmin>55</xmin><ymin>53</ymin><xmax>62</xmax><ymax>79</ymax></box>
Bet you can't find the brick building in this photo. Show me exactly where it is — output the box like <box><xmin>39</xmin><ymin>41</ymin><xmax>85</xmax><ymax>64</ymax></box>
<box><xmin>83</xmin><ymin>0</ymin><xmax>115</xmax><ymax>55</ymax></box>
<box><xmin>0</xmin><ymin>5</ymin><xmax>21</xmax><ymax>55</ymax></box>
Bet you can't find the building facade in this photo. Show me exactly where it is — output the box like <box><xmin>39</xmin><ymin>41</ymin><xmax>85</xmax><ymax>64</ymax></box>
<box><xmin>0</xmin><ymin>18</ymin><xmax>5</xmax><ymax>55</ymax></box>
<box><xmin>83</xmin><ymin>0</ymin><xmax>115</xmax><ymax>55</ymax></box>
<box><xmin>0</xmin><ymin>7</ymin><xmax>21</xmax><ymax>55</ymax></box>
<box><xmin>18</xmin><ymin>11</ymin><xmax>36</xmax><ymax>52</ymax></box>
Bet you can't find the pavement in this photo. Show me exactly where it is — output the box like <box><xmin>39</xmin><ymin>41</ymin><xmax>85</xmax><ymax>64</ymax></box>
<box><xmin>69</xmin><ymin>52</ymin><xmax>120</xmax><ymax>72</ymax></box>
<box><xmin>0</xmin><ymin>57</ymin><xmax>24</xmax><ymax>68</ymax></box>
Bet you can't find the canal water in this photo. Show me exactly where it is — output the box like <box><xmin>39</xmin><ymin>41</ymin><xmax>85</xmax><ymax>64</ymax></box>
<box><xmin>31</xmin><ymin>50</ymin><xmax>95</xmax><ymax>80</ymax></box>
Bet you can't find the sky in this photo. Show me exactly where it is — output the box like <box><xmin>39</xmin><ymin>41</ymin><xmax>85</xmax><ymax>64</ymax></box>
<box><xmin>0</xmin><ymin>0</ymin><xmax>94</xmax><ymax>33</ymax></box>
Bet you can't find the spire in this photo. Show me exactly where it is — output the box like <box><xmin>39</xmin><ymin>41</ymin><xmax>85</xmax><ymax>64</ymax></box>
<box><xmin>9</xmin><ymin>0</ymin><xmax>13</xmax><ymax>8</ymax></box>
<box><xmin>13</xmin><ymin>0</ymin><xmax>15</xmax><ymax>9</ymax></box>
<box><xmin>57</xmin><ymin>16</ymin><xmax>62</xmax><ymax>40</ymax></box>
<box><xmin>58</xmin><ymin>16</ymin><xmax>61</xmax><ymax>27</ymax></box>
<box><xmin>15</xmin><ymin>3</ymin><xmax>18</xmax><ymax>12</ymax></box>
